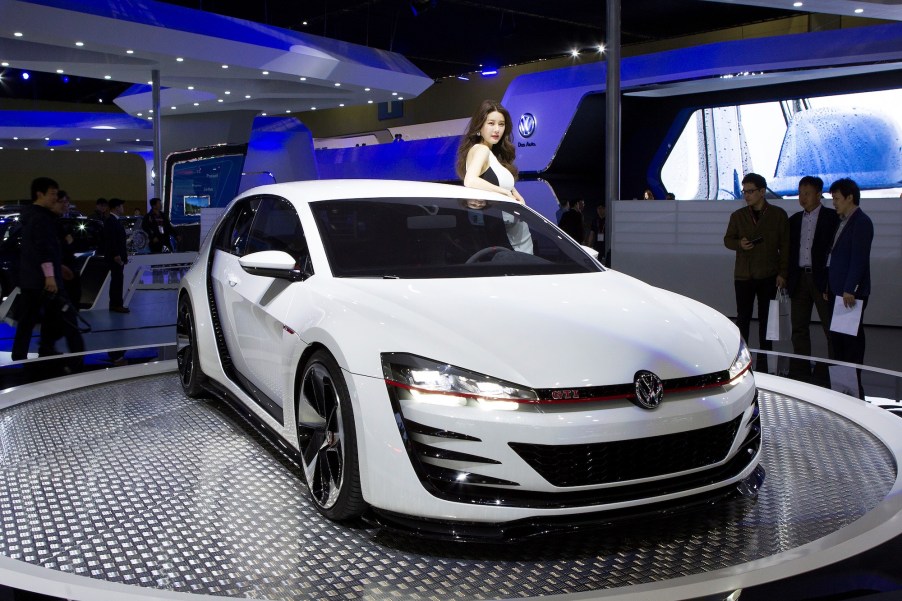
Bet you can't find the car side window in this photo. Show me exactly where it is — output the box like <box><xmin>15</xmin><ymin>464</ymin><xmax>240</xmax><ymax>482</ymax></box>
<box><xmin>211</xmin><ymin>198</ymin><xmax>260</xmax><ymax>256</ymax></box>
<box><xmin>245</xmin><ymin>197</ymin><xmax>312</xmax><ymax>273</ymax></box>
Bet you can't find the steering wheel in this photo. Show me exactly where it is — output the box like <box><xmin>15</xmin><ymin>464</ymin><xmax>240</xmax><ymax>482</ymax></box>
<box><xmin>465</xmin><ymin>246</ymin><xmax>506</xmax><ymax>264</ymax></box>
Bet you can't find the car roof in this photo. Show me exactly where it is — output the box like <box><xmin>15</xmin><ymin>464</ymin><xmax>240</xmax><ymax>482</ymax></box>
<box><xmin>237</xmin><ymin>179</ymin><xmax>514</xmax><ymax>205</ymax></box>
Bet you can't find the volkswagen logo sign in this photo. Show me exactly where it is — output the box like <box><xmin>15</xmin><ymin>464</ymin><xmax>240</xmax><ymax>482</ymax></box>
<box><xmin>518</xmin><ymin>113</ymin><xmax>536</xmax><ymax>138</ymax></box>
<box><xmin>633</xmin><ymin>371</ymin><xmax>664</xmax><ymax>410</ymax></box>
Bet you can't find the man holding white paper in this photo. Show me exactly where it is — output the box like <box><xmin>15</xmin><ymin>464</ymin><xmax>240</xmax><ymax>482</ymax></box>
<box><xmin>826</xmin><ymin>178</ymin><xmax>873</xmax><ymax>366</ymax></box>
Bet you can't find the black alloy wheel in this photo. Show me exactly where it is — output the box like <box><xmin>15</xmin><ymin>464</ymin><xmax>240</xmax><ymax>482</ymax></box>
<box><xmin>176</xmin><ymin>294</ymin><xmax>205</xmax><ymax>397</ymax></box>
<box><xmin>296</xmin><ymin>350</ymin><xmax>364</xmax><ymax>520</ymax></box>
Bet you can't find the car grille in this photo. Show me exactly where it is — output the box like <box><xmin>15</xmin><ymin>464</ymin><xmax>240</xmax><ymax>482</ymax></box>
<box><xmin>509</xmin><ymin>414</ymin><xmax>743</xmax><ymax>487</ymax></box>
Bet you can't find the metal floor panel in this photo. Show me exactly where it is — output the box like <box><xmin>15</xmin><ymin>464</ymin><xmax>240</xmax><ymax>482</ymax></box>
<box><xmin>0</xmin><ymin>374</ymin><xmax>896</xmax><ymax>600</ymax></box>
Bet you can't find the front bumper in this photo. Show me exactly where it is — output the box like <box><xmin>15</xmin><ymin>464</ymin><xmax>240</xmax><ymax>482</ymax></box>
<box><xmin>349</xmin><ymin>370</ymin><xmax>762</xmax><ymax>524</ymax></box>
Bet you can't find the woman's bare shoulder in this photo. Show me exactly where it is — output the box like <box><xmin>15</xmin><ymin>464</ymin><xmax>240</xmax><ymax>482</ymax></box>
<box><xmin>467</xmin><ymin>144</ymin><xmax>490</xmax><ymax>160</ymax></box>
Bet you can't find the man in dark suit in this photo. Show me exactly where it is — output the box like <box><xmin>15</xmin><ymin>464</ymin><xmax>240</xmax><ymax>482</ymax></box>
<box><xmin>103</xmin><ymin>198</ymin><xmax>130</xmax><ymax>313</ymax></box>
<box><xmin>826</xmin><ymin>178</ymin><xmax>872</xmax><ymax>365</ymax></box>
<box><xmin>787</xmin><ymin>176</ymin><xmax>839</xmax><ymax>362</ymax></box>
<box><xmin>12</xmin><ymin>177</ymin><xmax>85</xmax><ymax>361</ymax></box>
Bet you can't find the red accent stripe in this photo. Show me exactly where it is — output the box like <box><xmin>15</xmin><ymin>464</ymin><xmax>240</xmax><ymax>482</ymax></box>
<box><xmin>385</xmin><ymin>362</ymin><xmax>750</xmax><ymax>406</ymax></box>
<box><xmin>387</xmin><ymin>379</ymin><xmax>630</xmax><ymax>405</ymax></box>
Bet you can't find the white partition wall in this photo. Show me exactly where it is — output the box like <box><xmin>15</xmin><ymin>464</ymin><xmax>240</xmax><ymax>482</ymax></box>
<box><xmin>610</xmin><ymin>199</ymin><xmax>902</xmax><ymax>327</ymax></box>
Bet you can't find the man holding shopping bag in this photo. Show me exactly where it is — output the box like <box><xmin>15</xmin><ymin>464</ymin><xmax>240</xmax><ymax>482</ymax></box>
<box><xmin>724</xmin><ymin>173</ymin><xmax>790</xmax><ymax>354</ymax></box>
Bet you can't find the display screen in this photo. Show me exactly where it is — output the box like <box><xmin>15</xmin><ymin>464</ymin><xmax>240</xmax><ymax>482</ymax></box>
<box><xmin>184</xmin><ymin>195</ymin><xmax>211</xmax><ymax>215</ymax></box>
<box><xmin>661</xmin><ymin>89</ymin><xmax>902</xmax><ymax>200</ymax></box>
<box><xmin>166</xmin><ymin>147</ymin><xmax>246</xmax><ymax>224</ymax></box>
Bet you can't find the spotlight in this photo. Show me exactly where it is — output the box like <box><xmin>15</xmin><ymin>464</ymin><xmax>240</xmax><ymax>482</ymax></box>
<box><xmin>21</xmin><ymin>72</ymin><xmax>29</xmax><ymax>80</ymax></box>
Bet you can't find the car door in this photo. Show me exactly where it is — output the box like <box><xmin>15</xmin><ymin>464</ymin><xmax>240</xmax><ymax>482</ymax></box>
<box><xmin>211</xmin><ymin>195</ymin><xmax>312</xmax><ymax>420</ymax></box>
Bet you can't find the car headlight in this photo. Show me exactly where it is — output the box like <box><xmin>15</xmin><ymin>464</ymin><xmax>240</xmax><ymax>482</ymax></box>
<box><xmin>381</xmin><ymin>353</ymin><xmax>537</xmax><ymax>411</ymax></box>
<box><xmin>728</xmin><ymin>339</ymin><xmax>752</xmax><ymax>382</ymax></box>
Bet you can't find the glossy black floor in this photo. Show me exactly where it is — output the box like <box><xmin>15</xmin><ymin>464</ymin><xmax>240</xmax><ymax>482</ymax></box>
<box><xmin>0</xmin><ymin>289</ymin><xmax>901</xmax><ymax>601</ymax></box>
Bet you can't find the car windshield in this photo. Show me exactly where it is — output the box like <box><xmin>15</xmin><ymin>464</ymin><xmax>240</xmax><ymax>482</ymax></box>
<box><xmin>310</xmin><ymin>196</ymin><xmax>602</xmax><ymax>278</ymax></box>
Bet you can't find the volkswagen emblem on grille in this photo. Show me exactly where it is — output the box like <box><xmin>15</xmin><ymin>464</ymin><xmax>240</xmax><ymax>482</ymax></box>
<box><xmin>633</xmin><ymin>371</ymin><xmax>664</xmax><ymax>410</ymax></box>
<box><xmin>518</xmin><ymin>113</ymin><xmax>536</xmax><ymax>138</ymax></box>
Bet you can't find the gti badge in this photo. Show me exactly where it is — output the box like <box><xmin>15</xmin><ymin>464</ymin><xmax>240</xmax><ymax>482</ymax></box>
<box><xmin>633</xmin><ymin>370</ymin><xmax>664</xmax><ymax>409</ymax></box>
<box><xmin>518</xmin><ymin>113</ymin><xmax>536</xmax><ymax>138</ymax></box>
<box><xmin>551</xmin><ymin>389</ymin><xmax>580</xmax><ymax>400</ymax></box>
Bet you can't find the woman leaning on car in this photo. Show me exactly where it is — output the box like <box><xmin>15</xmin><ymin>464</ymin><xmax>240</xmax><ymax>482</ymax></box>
<box><xmin>455</xmin><ymin>99</ymin><xmax>532</xmax><ymax>253</ymax></box>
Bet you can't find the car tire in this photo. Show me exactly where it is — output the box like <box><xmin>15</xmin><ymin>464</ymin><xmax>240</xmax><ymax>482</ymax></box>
<box><xmin>176</xmin><ymin>294</ymin><xmax>205</xmax><ymax>397</ymax></box>
<box><xmin>296</xmin><ymin>349</ymin><xmax>365</xmax><ymax>521</ymax></box>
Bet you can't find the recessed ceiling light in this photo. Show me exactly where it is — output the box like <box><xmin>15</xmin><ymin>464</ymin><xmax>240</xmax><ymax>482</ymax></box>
<box><xmin>13</xmin><ymin>32</ymin><xmax>23</xmax><ymax>37</ymax></box>
<box><xmin>56</xmin><ymin>69</ymin><xmax>64</xmax><ymax>74</ymax></box>
<box><xmin>187</xmin><ymin>86</ymin><xmax>194</xmax><ymax>90</ymax></box>
<box><xmin>126</xmin><ymin>49</ymin><xmax>134</xmax><ymax>54</ymax></box>
<box><xmin>13</xmin><ymin>137</ymin><xmax>19</xmax><ymax>141</ymax></box>
<box><xmin>147</xmin><ymin>80</ymin><xmax>152</xmax><ymax>84</ymax></box>
<box><xmin>285</xmin><ymin>110</ymin><xmax>291</xmax><ymax>113</ymax></box>
<box><xmin>176</xmin><ymin>57</ymin><xmax>184</xmax><ymax>62</ymax></box>
<box><xmin>75</xmin><ymin>149</ymin><xmax>80</xmax><ymax>152</ymax></box>
<box><xmin>300</xmin><ymin>77</ymin><xmax>307</xmax><ymax>81</ymax></box>
<box><xmin>217</xmin><ymin>99</ymin><xmax>223</xmax><ymax>102</ymax></box>
<box><xmin>135</xmin><ymin>138</ymin><xmax>140</xmax><ymax>142</ymax></box>
<box><xmin>75</xmin><ymin>41</ymin><xmax>84</xmax><ymax>46</ymax></box>
<box><xmin>44</xmin><ymin>137</ymin><xmax>49</xmax><ymax>140</ymax></box>
<box><xmin>1</xmin><ymin>62</ymin><xmax>8</xmax><ymax>67</ymax></box>
<box><xmin>170</xmin><ymin>106</ymin><xmax>176</xmax><ymax>110</ymax></box>
<box><xmin>104</xmin><ymin>75</ymin><xmax>112</xmax><ymax>80</ymax></box>
<box><xmin>398</xmin><ymin>97</ymin><xmax>404</xmax><ymax>101</ymax></box>
<box><xmin>224</xmin><ymin>90</ymin><xmax>231</xmax><ymax>95</ymax></box>
<box><xmin>339</xmin><ymin>103</ymin><xmax>345</xmax><ymax>107</ymax></box>
<box><xmin>392</xmin><ymin>92</ymin><xmax>397</xmax><ymax>96</ymax></box>
<box><xmin>334</xmin><ymin>82</ymin><xmax>341</xmax><ymax>87</ymax></box>
<box><xmin>367</xmin><ymin>100</ymin><xmax>373</xmax><ymax>104</ymax></box>
<box><xmin>854</xmin><ymin>7</ymin><xmax>863</xmax><ymax>12</ymax></box>
<box><xmin>123</xmin><ymin>151</ymin><xmax>128</xmax><ymax>154</ymax></box>
<box><xmin>137</xmin><ymin>113</ymin><xmax>143</xmax><ymax>117</ymax></box>
<box><xmin>221</xmin><ymin>64</ymin><xmax>229</xmax><ymax>69</ymax></box>
<box><xmin>106</xmin><ymin>138</ymin><xmax>111</xmax><ymax>141</ymax></box>
<box><xmin>262</xmin><ymin>71</ymin><xmax>269</xmax><ymax>75</ymax></box>
<box><xmin>261</xmin><ymin>112</ymin><xmax>267</xmax><ymax>116</ymax></box>
<box><xmin>193</xmin><ymin>102</ymin><xmax>199</xmax><ymax>106</ymax></box>
<box><xmin>245</xmin><ymin>95</ymin><xmax>251</xmax><ymax>99</ymax></box>
<box><xmin>793</xmin><ymin>1</ymin><xmax>803</xmax><ymax>6</ymax></box>
<box><xmin>364</xmin><ymin>87</ymin><xmax>371</xmax><ymax>91</ymax></box>
<box><xmin>75</xmin><ymin>137</ymin><xmax>80</xmax><ymax>141</ymax></box>
<box><xmin>310</xmin><ymin>106</ymin><xmax>316</xmax><ymax>110</ymax></box>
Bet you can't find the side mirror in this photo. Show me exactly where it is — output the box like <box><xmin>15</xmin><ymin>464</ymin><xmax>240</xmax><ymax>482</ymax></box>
<box><xmin>239</xmin><ymin>250</ymin><xmax>306</xmax><ymax>281</ymax></box>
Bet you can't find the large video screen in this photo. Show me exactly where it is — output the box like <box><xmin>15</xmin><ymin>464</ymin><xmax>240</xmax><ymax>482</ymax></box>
<box><xmin>661</xmin><ymin>89</ymin><xmax>902</xmax><ymax>200</ymax></box>
<box><xmin>167</xmin><ymin>147</ymin><xmax>246</xmax><ymax>224</ymax></box>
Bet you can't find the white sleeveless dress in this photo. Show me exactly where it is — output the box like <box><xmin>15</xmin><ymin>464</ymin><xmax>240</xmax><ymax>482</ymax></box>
<box><xmin>485</xmin><ymin>152</ymin><xmax>534</xmax><ymax>254</ymax></box>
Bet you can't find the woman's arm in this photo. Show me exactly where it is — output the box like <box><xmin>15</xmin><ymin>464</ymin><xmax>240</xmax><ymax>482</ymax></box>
<box><xmin>510</xmin><ymin>187</ymin><xmax>525</xmax><ymax>204</ymax></box>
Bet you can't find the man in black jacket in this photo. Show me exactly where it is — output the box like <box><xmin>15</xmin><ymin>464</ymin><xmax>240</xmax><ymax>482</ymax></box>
<box><xmin>142</xmin><ymin>197</ymin><xmax>180</xmax><ymax>253</ymax></box>
<box><xmin>12</xmin><ymin>177</ymin><xmax>85</xmax><ymax>361</ymax></box>
<box><xmin>787</xmin><ymin>176</ymin><xmax>839</xmax><ymax>361</ymax></box>
<box><xmin>104</xmin><ymin>198</ymin><xmax>130</xmax><ymax>313</ymax></box>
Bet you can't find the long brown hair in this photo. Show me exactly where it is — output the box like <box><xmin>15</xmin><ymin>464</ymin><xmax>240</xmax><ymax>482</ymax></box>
<box><xmin>455</xmin><ymin>99</ymin><xmax>518</xmax><ymax>181</ymax></box>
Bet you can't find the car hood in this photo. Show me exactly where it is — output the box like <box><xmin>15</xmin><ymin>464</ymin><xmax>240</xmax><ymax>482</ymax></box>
<box><xmin>303</xmin><ymin>270</ymin><xmax>740</xmax><ymax>388</ymax></box>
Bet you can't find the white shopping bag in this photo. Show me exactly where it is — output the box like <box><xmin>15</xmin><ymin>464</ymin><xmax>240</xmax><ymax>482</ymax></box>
<box><xmin>765</xmin><ymin>289</ymin><xmax>791</xmax><ymax>341</ymax></box>
<box><xmin>0</xmin><ymin>287</ymin><xmax>21</xmax><ymax>326</ymax></box>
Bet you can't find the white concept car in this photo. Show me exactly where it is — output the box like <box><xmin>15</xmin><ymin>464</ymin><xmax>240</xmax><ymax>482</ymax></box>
<box><xmin>176</xmin><ymin>179</ymin><xmax>763</xmax><ymax>538</ymax></box>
